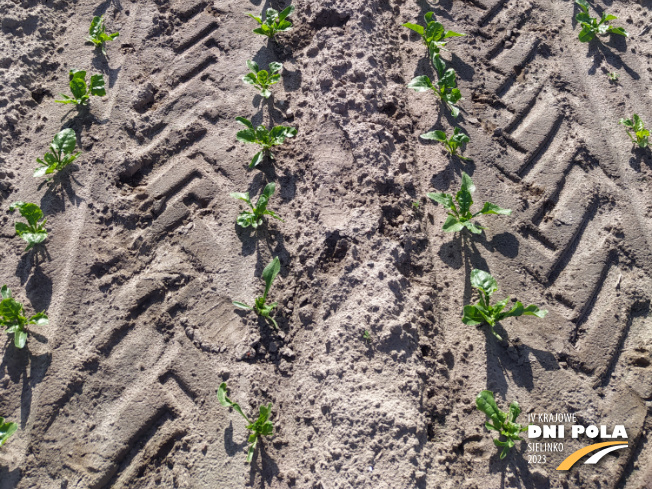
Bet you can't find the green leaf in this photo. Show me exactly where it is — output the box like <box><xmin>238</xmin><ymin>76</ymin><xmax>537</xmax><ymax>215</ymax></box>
<box><xmin>236</xmin><ymin>117</ymin><xmax>254</xmax><ymax>129</ymax></box>
<box><xmin>443</xmin><ymin>31</ymin><xmax>465</xmax><ymax>39</ymax></box>
<box><xmin>509</xmin><ymin>401</ymin><xmax>521</xmax><ymax>424</ymax></box>
<box><xmin>420</xmin><ymin>130</ymin><xmax>447</xmax><ymax>142</ymax></box>
<box><xmin>89</xmin><ymin>16</ymin><xmax>103</xmax><ymax>38</ymax></box>
<box><xmin>0</xmin><ymin>286</ymin><xmax>10</xmax><ymax>300</ymax></box>
<box><xmin>53</xmin><ymin>128</ymin><xmax>77</xmax><ymax>155</ymax></box>
<box><xmin>501</xmin><ymin>301</ymin><xmax>524</xmax><ymax>319</ymax></box>
<box><xmin>89</xmin><ymin>74</ymin><xmax>106</xmax><ymax>96</ymax></box>
<box><xmin>578</xmin><ymin>26</ymin><xmax>595</xmax><ymax>42</ymax></box>
<box><xmin>276</xmin><ymin>19</ymin><xmax>293</xmax><ymax>32</ymax></box>
<box><xmin>522</xmin><ymin>304</ymin><xmax>548</xmax><ymax>318</ymax></box>
<box><xmin>0</xmin><ymin>418</ymin><xmax>18</xmax><ymax>448</ymax></box>
<box><xmin>402</xmin><ymin>23</ymin><xmax>425</xmax><ymax>36</ymax></box>
<box><xmin>261</xmin><ymin>257</ymin><xmax>281</xmax><ymax>301</ymax></box>
<box><xmin>217</xmin><ymin>383</ymin><xmax>250</xmax><ymax>423</ymax></box>
<box><xmin>230</xmin><ymin>192</ymin><xmax>251</xmax><ymax>204</ymax></box>
<box><xmin>237</xmin><ymin>129</ymin><xmax>257</xmax><ymax>144</ymax></box>
<box><xmin>576</xmin><ymin>12</ymin><xmax>592</xmax><ymax>25</ymax></box>
<box><xmin>575</xmin><ymin>0</ymin><xmax>589</xmax><ymax>13</ymax></box>
<box><xmin>260</xmin><ymin>182</ymin><xmax>276</xmax><ymax>202</ymax></box>
<box><xmin>9</xmin><ymin>202</ymin><xmax>43</xmax><ymax>228</ymax></box>
<box><xmin>236</xmin><ymin>212</ymin><xmax>255</xmax><ymax>228</ymax></box>
<box><xmin>427</xmin><ymin>192</ymin><xmax>456</xmax><ymax>211</ymax></box>
<box><xmin>608</xmin><ymin>26</ymin><xmax>628</xmax><ymax>37</ymax></box>
<box><xmin>242</xmin><ymin>73</ymin><xmax>258</xmax><ymax>85</ymax></box>
<box><xmin>462</xmin><ymin>305</ymin><xmax>485</xmax><ymax>326</ymax></box>
<box><xmin>477</xmin><ymin>202</ymin><xmax>512</xmax><ymax>216</ymax></box>
<box><xmin>269</xmin><ymin>125</ymin><xmax>298</xmax><ymax>144</ymax></box>
<box><xmin>247</xmin><ymin>13</ymin><xmax>263</xmax><ymax>24</ymax></box>
<box><xmin>460</xmin><ymin>172</ymin><xmax>476</xmax><ymax>193</ymax></box>
<box><xmin>233</xmin><ymin>301</ymin><xmax>253</xmax><ymax>310</ymax></box>
<box><xmin>456</xmin><ymin>189</ymin><xmax>473</xmax><ymax>216</ymax></box>
<box><xmin>33</xmin><ymin>166</ymin><xmax>50</xmax><ymax>178</ymax></box>
<box><xmin>246</xmin><ymin>442</ymin><xmax>257</xmax><ymax>463</ymax></box>
<box><xmin>407</xmin><ymin>75</ymin><xmax>434</xmax><ymax>92</ymax></box>
<box><xmin>432</xmin><ymin>54</ymin><xmax>446</xmax><ymax>78</ymax></box>
<box><xmin>29</xmin><ymin>312</ymin><xmax>48</xmax><ymax>326</ymax></box>
<box><xmin>442</xmin><ymin>215</ymin><xmax>464</xmax><ymax>232</ymax></box>
<box><xmin>426</xmin><ymin>21</ymin><xmax>445</xmax><ymax>42</ymax></box>
<box><xmin>247</xmin><ymin>60</ymin><xmax>259</xmax><ymax>73</ymax></box>
<box><xmin>476</xmin><ymin>390</ymin><xmax>505</xmax><ymax>427</ymax></box>
<box><xmin>69</xmin><ymin>76</ymin><xmax>87</xmax><ymax>101</ymax></box>
<box><xmin>15</xmin><ymin>330</ymin><xmax>27</xmax><ymax>349</ymax></box>
<box><xmin>278</xmin><ymin>5</ymin><xmax>295</xmax><ymax>23</ymax></box>
<box><xmin>269</xmin><ymin>62</ymin><xmax>283</xmax><ymax>74</ymax></box>
<box><xmin>463</xmin><ymin>221</ymin><xmax>484</xmax><ymax>234</ymax></box>
<box><xmin>249</xmin><ymin>151</ymin><xmax>265</xmax><ymax>169</ymax></box>
<box><xmin>633</xmin><ymin>114</ymin><xmax>644</xmax><ymax>132</ymax></box>
<box><xmin>253</xmin><ymin>26</ymin><xmax>271</xmax><ymax>37</ymax></box>
<box><xmin>470</xmin><ymin>269</ymin><xmax>498</xmax><ymax>296</ymax></box>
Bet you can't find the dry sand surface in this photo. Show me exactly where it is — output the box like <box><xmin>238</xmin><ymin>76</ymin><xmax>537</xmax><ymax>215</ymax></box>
<box><xmin>1</xmin><ymin>0</ymin><xmax>652</xmax><ymax>487</ymax></box>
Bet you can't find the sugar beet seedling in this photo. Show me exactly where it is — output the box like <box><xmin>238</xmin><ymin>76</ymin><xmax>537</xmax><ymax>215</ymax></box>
<box><xmin>233</xmin><ymin>257</ymin><xmax>282</xmax><ymax>328</ymax></box>
<box><xmin>0</xmin><ymin>416</ymin><xmax>18</xmax><ymax>448</ymax></box>
<box><xmin>248</xmin><ymin>6</ymin><xmax>295</xmax><ymax>39</ymax></box>
<box><xmin>236</xmin><ymin>117</ymin><xmax>297</xmax><ymax>169</ymax></box>
<box><xmin>8</xmin><ymin>202</ymin><xmax>48</xmax><ymax>251</ymax></box>
<box><xmin>230</xmin><ymin>182</ymin><xmax>284</xmax><ymax>229</ymax></box>
<box><xmin>34</xmin><ymin>129</ymin><xmax>81</xmax><ymax>178</ymax></box>
<box><xmin>408</xmin><ymin>54</ymin><xmax>462</xmax><ymax>117</ymax></box>
<box><xmin>421</xmin><ymin>127</ymin><xmax>470</xmax><ymax>160</ymax></box>
<box><xmin>402</xmin><ymin>11</ymin><xmax>465</xmax><ymax>60</ymax></box>
<box><xmin>55</xmin><ymin>70</ymin><xmax>106</xmax><ymax>106</ymax></box>
<box><xmin>0</xmin><ymin>285</ymin><xmax>48</xmax><ymax>349</ymax></box>
<box><xmin>462</xmin><ymin>269</ymin><xmax>547</xmax><ymax>340</ymax></box>
<box><xmin>574</xmin><ymin>0</ymin><xmax>628</xmax><ymax>43</ymax></box>
<box><xmin>87</xmin><ymin>15</ymin><xmax>119</xmax><ymax>54</ymax></box>
<box><xmin>243</xmin><ymin>60</ymin><xmax>283</xmax><ymax>99</ymax></box>
<box><xmin>427</xmin><ymin>172</ymin><xmax>511</xmax><ymax>234</ymax></box>
<box><xmin>619</xmin><ymin>114</ymin><xmax>649</xmax><ymax>149</ymax></box>
<box><xmin>218</xmin><ymin>382</ymin><xmax>273</xmax><ymax>463</ymax></box>
<box><xmin>476</xmin><ymin>390</ymin><xmax>528</xmax><ymax>459</ymax></box>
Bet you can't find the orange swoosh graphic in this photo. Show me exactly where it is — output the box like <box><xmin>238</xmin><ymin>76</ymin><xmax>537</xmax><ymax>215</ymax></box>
<box><xmin>556</xmin><ymin>441</ymin><xmax>628</xmax><ymax>470</ymax></box>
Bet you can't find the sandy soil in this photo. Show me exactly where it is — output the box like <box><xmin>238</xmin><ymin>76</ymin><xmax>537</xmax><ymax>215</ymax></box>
<box><xmin>1</xmin><ymin>0</ymin><xmax>652</xmax><ymax>487</ymax></box>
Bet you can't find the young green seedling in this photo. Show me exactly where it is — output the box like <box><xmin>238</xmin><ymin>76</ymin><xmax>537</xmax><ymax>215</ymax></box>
<box><xmin>462</xmin><ymin>269</ymin><xmax>547</xmax><ymax>340</ymax></box>
<box><xmin>574</xmin><ymin>0</ymin><xmax>628</xmax><ymax>42</ymax></box>
<box><xmin>236</xmin><ymin>117</ymin><xmax>297</xmax><ymax>169</ymax></box>
<box><xmin>407</xmin><ymin>54</ymin><xmax>462</xmax><ymax>117</ymax></box>
<box><xmin>0</xmin><ymin>417</ymin><xmax>18</xmax><ymax>448</ymax></box>
<box><xmin>608</xmin><ymin>72</ymin><xmax>619</xmax><ymax>83</ymax></box>
<box><xmin>243</xmin><ymin>60</ymin><xmax>282</xmax><ymax>99</ymax></box>
<box><xmin>427</xmin><ymin>172</ymin><xmax>511</xmax><ymax>234</ymax></box>
<box><xmin>8</xmin><ymin>202</ymin><xmax>48</xmax><ymax>251</ymax></box>
<box><xmin>55</xmin><ymin>70</ymin><xmax>106</xmax><ymax>105</ymax></box>
<box><xmin>248</xmin><ymin>6</ymin><xmax>295</xmax><ymax>39</ymax></box>
<box><xmin>476</xmin><ymin>390</ymin><xmax>528</xmax><ymax>459</ymax></box>
<box><xmin>619</xmin><ymin>114</ymin><xmax>649</xmax><ymax>149</ymax></box>
<box><xmin>87</xmin><ymin>15</ymin><xmax>119</xmax><ymax>54</ymax></box>
<box><xmin>362</xmin><ymin>329</ymin><xmax>372</xmax><ymax>343</ymax></box>
<box><xmin>217</xmin><ymin>382</ymin><xmax>273</xmax><ymax>463</ymax></box>
<box><xmin>233</xmin><ymin>257</ymin><xmax>281</xmax><ymax>328</ymax></box>
<box><xmin>402</xmin><ymin>11</ymin><xmax>465</xmax><ymax>59</ymax></box>
<box><xmin>34</xmin><ymin>129</ymin><xmax>81</xmax><ymax>178</ymax></box>
<box><xmin>0</xmin><ymin>285</ymin><xmax>48</xmax><ymax>349</ymax></box>
<box><xmin>230</xmin><ymin>182</ymin><xmax>284</xmax><ymax>229</ymax></box>
<box><xmin>421</xmin><ymin>127</ymin><xmax>470</xmax><ymax>160</ymax></box>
